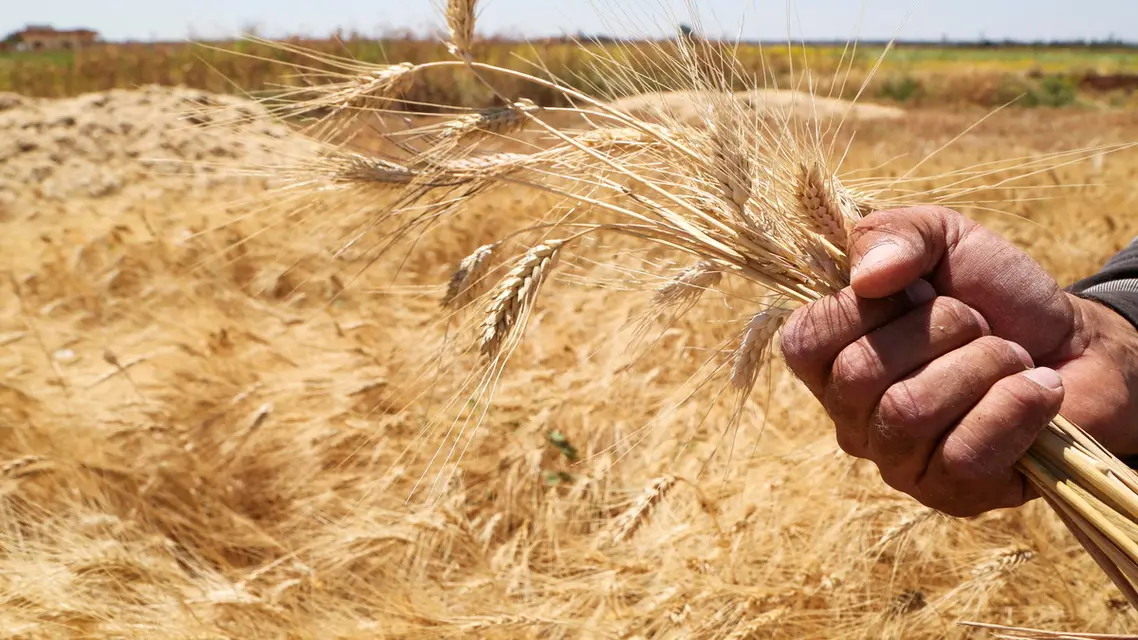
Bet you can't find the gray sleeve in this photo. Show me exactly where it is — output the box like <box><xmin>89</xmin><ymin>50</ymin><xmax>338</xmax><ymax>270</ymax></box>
<box><xmin>1067</xmin><ymin>236</ymin><xmax>1138</xmax><ymax>330</ymax></box>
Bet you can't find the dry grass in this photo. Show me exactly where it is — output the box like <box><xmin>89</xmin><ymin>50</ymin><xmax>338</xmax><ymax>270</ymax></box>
<box><xmin>3</xmin><ymin>6</ymin><xmax>1138</xmax><ymax>640</ymax></box>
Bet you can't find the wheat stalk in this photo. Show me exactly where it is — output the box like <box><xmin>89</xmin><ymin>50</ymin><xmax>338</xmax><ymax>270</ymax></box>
<box><xmin>962</xmin><ymin>622</ymin><xmax>1138</xmax><ymax>639</ymax></box>
<box><xmin>479</xmin><ymin>240</ymin><xmax>566</xmax><ymax>358</ymax></box>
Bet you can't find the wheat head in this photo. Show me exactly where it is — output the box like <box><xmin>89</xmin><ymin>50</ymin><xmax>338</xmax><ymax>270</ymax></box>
<box><xmin>479</xmin><ymin>240</ymin><xmax>566</xmax><ymax>358</ymax></box>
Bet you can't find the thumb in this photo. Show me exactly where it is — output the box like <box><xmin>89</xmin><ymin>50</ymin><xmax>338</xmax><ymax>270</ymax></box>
<box><xmin>847</xmin><ymin>205</ymin><xmax>1078</xmax><ymax>361</ymax></box>
<box><xmin>848</xmin><ymin>205</ymin><xmax>966</xmax><ymax>299</ymax></box>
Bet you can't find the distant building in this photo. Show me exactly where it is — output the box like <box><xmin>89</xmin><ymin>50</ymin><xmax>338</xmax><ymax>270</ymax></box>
<box><xmin>6</xmin><ymin>25</ymin><xmax>100</xmax><ymax>52</ymax></box>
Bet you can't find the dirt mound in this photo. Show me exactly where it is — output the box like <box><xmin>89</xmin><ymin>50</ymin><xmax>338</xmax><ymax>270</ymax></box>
<box><xmin>609</xmin><ymin>89</ymin><xmax>905</xmax><ymax>125</ymax></box>
<box><xmin>0</xmin><ymin>86</ymin><xmax>307</xmax><ymax>203</ymax></box>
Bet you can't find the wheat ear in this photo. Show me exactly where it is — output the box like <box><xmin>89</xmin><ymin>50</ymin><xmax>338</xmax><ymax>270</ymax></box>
<box><xmin>436</xmin><ymin>99</ymin><xmax>539</xmax><ymax>144</ymax></box>
<box><xmin>479</xmin><ymin>240</ymin><xmax>566</xmax><ymax>358</ymax></box>
<box><xmin>970</xmin><ymin>546</ymin><xmax>1035</xmax><ymax>581</ymax></box>
<box><xmin>654</xmin><ymin>260</ymin><xmax>723</xmax><ymax>309</ymax></box>
<box><xmin>335</xmin><ymin>62</ymin><xmax>416</xmax><ymax>111</ymax></box>
<box><xmin>610</xmin><ymin>475</ymin><xmax>678</xmax><ymax>544</ymax></box>
<box><xmin>870</xmin><ymin>508</ymin><xmax>936</xmax><ymax>554</ymax></box>
<box><xmin>445</xmin><ymin>0</ymin><xmax>478</xmax><ymax>60</ymax></box>
<box><xmin>730</xmin><ymin>308</ymin><xmax>791</xmax><ymax>394</ymax></box>
<box><xmin>797</xmin><ymin>161</ymin><xmax>852</xmax><ymax>249</ymax></box>
<box><xmin>443</xmin><ymin>243</ymin><xmax>498</xmax><ymax>309</ymax></box>
<box><xmin>710</xmin><ymin>103</ymin><xmax>753</xmax><ymax>215</ymax></box>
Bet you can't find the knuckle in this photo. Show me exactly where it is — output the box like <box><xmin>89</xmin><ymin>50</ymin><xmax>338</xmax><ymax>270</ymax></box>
<box><xmin>934</xmin><ymin>297</ymin><xmax>983</xmax><ymax>336</ymax></box>
<box><xmin>831</xmin><ymin>339</ymin><xmax>883</xmax><ymax>395</ymax></box>
<box><xmin>992</xmin><ymin>376</ymin><xmax>1054</xmax><ymax>423</ymax></box>
<box><xmin>972</xmin><ymin>336</ymin><xmax>1022</xmax><ymax>368</ymax></box>
<box><xmin>780</xmin><ymin>304</ymin><xmax>823</xmax><ymax>365</ymax></box>
<box><xmin>780</xmin><ymin>292</ymin><xmax>860</xmax><ymax>376</ymax></box>
<box><xmin>875</xmin><ymin>380</ymin><xmax>926</xmax><ymax>431</ymax></box>
<box><xmin>779</xmin><ymin>309</ymin><xmax>812</xmax><ymax>368</ymax></box>
<box><xmin>834</xmin><ymin>425</ymin><xmax>868</xmax><ymax>459</ymax></box>
<box><xmin>931</xmin><ymin>500</ymin><xmax>983</xmax><ymax>519</ymax></box>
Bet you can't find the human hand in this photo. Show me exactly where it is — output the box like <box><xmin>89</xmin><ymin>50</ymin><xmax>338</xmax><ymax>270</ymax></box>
<box><xmin>780</xmin><ymin>205</ymin><xmax>1138</xmax><ymax>517</ymax></box>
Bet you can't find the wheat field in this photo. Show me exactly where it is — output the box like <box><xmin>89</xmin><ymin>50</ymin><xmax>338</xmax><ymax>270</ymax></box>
<box><xmin>3</xmin><ymin>5</ymin><xmax>1138</xmax><ymax>639</ymax></box>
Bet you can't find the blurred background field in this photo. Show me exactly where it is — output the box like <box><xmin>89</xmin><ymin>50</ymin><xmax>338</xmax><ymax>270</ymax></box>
<box><xmin>3</xmin><ymin>35</ymin><xmax>1138</xmax><ymax>109</ymax></box>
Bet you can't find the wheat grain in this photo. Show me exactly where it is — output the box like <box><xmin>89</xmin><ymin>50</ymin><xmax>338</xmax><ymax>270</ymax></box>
<box><xmin>443</xmin><ymin>243</ymin><xmax>497</xmax><ymax>309</ymax></box>
<box><xmin>479</xmin><ymin>240</ymin><xmax>566</xmax><ymax>358</ymax></box>
<box><xmin>730</xmin><ymin>308</ymin><xmax>791</xmax><ymax>394</ymax></box>
<box><xmin>653</xmin><ymin>259</ymin><xmax>722</xmax><ymax>309</ymax></box>
<box><xmin>610</xmin><ymin>474</ymin><xmax>678</xmax><ymax>543</ymax></box>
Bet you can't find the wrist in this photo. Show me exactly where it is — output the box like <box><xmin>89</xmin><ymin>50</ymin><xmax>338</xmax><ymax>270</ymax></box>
<box><xmin>1062</xmin><ymin>294</ymin><xmax>1138</xmax><ymax>455</ymax></box>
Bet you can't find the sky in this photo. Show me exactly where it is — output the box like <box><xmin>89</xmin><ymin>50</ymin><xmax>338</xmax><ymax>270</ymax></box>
<box><xmin>4</xmin><ymin>0</ymin><xmax>1137</xmax><ymax>43</ymax></box>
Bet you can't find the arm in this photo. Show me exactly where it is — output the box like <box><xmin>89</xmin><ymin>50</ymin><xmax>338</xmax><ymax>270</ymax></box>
<box><xmin>1066</xmin><ymin>238</ymin><xmax>1138</xmax><ymax>467</ymax></box>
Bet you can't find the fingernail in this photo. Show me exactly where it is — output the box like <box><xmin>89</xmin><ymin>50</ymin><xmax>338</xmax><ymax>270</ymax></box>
<box><xmin>904</xmin><ymin>279</ymin><xmax>936</xmax><ymax>306</ymax></box>
<box><xmin>1023</xmin><ymin>367</ymin><xmax>1063</xmax><ymax>391</ymax></box>
<box><xmin>1009</xmin><ymin>342</ymin><xmax>1034</xmax><ymax>369</ymax></box>
<box><xmin>853</xmin><ymin>241</ymin><xmax>903</xmax><ymax>280</ymax></box>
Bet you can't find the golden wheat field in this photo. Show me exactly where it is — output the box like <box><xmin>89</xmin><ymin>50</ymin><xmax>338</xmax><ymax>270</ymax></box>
<box><xmin>3</xmin><ymin>7</ymin><xmax>1138</xmax><ymax>639</ymax></box>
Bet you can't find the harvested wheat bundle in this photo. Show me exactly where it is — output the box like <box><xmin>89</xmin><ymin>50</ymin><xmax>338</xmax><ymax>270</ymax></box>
<box><xmin>222</xmin><ymin>0</ymin><xmax>1138</xmax><ymax>626</ymax></box>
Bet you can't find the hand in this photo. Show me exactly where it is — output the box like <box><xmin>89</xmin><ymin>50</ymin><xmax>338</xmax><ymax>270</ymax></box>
<box><xmin>780</xmin><ymin>205</ymin><xmax>1138</xmax><ymax>517</ymax></box>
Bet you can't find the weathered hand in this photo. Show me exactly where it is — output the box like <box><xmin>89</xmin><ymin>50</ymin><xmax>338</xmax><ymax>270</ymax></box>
<box><xmin>780</xmin><ymin>206</ymin><xmax>1138</xmax><ymax>517</ymax></box>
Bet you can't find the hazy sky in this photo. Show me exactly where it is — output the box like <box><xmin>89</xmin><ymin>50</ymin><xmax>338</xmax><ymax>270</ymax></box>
<box><xmin>4</xmin><ymin>0</ymin><xmax>1137</xmax><ymax>43</ymax></box>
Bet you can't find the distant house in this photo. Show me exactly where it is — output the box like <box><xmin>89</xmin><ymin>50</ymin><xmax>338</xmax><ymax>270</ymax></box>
<box><xmin>6</xmin><ymin>25</ymin><xmax>99</xmax><ymax>52</ymax></box>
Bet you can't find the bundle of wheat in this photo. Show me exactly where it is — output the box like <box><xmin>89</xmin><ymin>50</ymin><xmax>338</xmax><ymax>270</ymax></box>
<box><xmin>224</xmin><ymin>0</ymin><xmax>1138</xmax><ymax>628</ymax></box>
